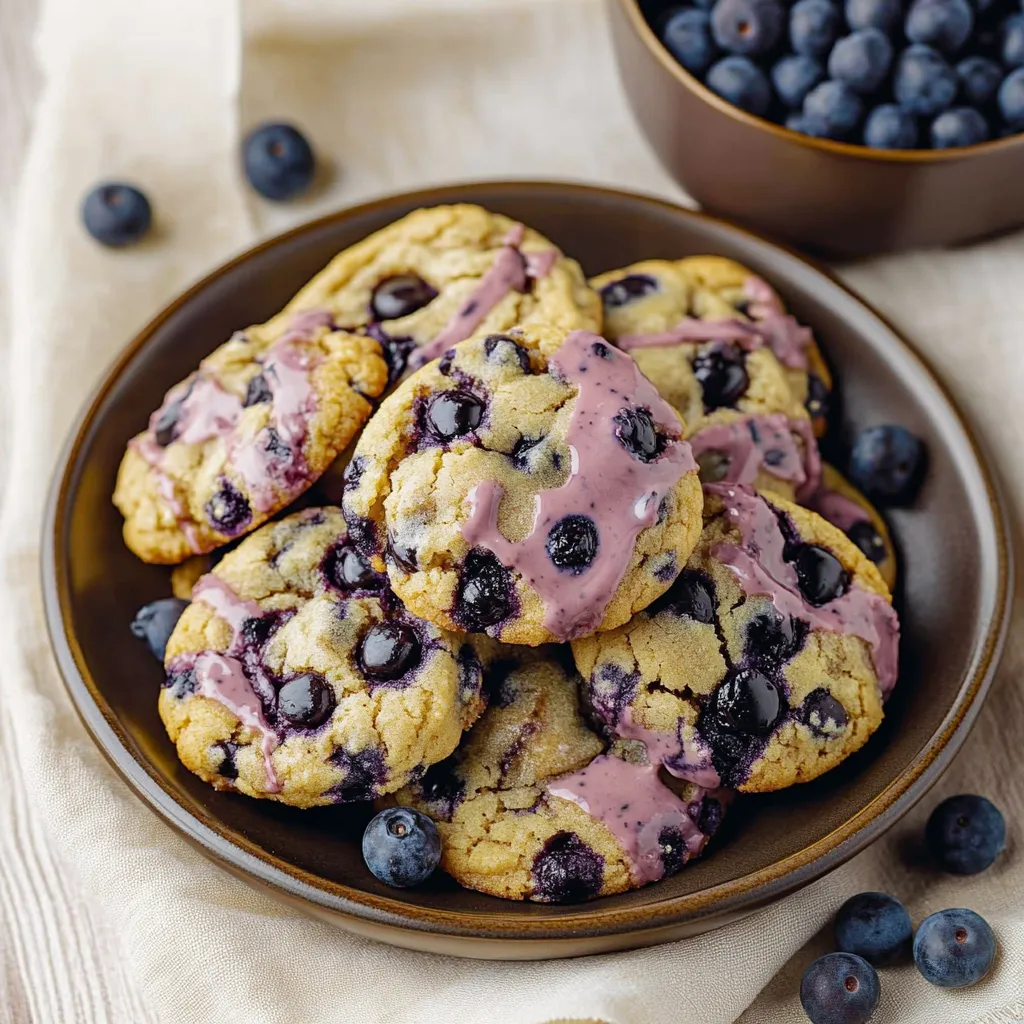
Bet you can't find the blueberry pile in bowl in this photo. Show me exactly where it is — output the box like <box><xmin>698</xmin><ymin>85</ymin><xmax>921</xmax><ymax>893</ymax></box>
<box><xmin>122</xmin><ymin>204</ymin><xmax>924</xmax><ymax>902</ymax></box>
<box><xmin>646</xmin><ymin>0</ymin><xmax>1024</xmax><ymax>147</ymax></box>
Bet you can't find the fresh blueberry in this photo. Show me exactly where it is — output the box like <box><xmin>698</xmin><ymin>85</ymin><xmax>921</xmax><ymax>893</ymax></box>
<box><xmin>358</xmin><ymin>622</ymin><xmax>421</xmax><ymax>681</ymax></box>
<box><xmin>424</xmin><ymin>390</ymin><xmax>485</xmax><ymax>441</ymax></box>
<box><xmin>829</xmin><ymin>29</ymin><xmax>895</xmax><ymax>94</ymax></box>
<box><xmin>371</xmin><ymin>275</ymin><xmax>438</xmax><ymax>321</ymax></box>
<box><xmin>278</xmin><ymin>673</ymin><xmax>336</xmax><ymax>729</ymax></box>
<box><xmin>956</xmin><ymin>55</ymin><xmax>1004</xmax><ymax>106</ymax></box>
<box><xmin>531</xmin><ymin>831</ymin><xmax>605</xmax><ymax>903</ymax></box>
<box><xmin>894</xmin><ymin>44</ymin><xmax>958</xmax><ymax>115</ymax></box>
<box><xmin>845</xmin><ymin>519</ymin><xmax>888</xmax><ymax>563</ymax></box>
<box><xmin>835</xmin><ymin>892</ymin><xmax>914</xmax><ymax>966</ymax></box>
<box><xmin>848</xmin><ymin>424</ymin><xmax>926</xmax><ymax>503</ymax></box>
<box><xmin>772</xmin><ymin>54</ymin><xmax>825</xmax><ymax>107</ymax></box>
<box><xmin>1002</xmin><ymin>12</ymin><xmax>1024</xmax><ymax>67</ymax></box>
<box><xmin>906</xmin><ymin>0</ymin><xmax>974</xmax><ymax>53</ymax></box>
<box><xmin>362</xmin><ymin>807</ymin><xmax>442</xmax><ymax>888</ymax></box>
<box><xmin>705</xmin><ymin>56</ymin><xmax>773</xmax><ymax>115</ymax></box>
<box><xmin>999</xmin><ymin>66</ymin><xmax>1024</xmax><ymax>127</ymax></box>
<box><xmin>205</xmin><ymin>481</ymin><xmax>252</xmax><ymax>535</ymax></box>
<box><xmin>455</xmin><ymin>549</ymin><xmax>514</xmax><ymax>631</ymax></box>
<box><xmin>614</xmin><ymin>406</ymin><xmax>668</xmax><ymax>461</ymax></box>
<box><xmin>713</xmin><ymin>669</ymin><xmax>783</xmax><ymax>734</ymax></box>
<box><xmin>81</xmin><ymin>183</ymin><xmax>152</xmax><ymax>247</ymax></box>
<box><xmin>546</xmin><ymin>515</ymin><xmax>599</xmax><ymax>575</ymax></box>
<box><xmin>692</xmin><ymin>345</ymin><xmax>750</xmax><ymax>409</ymax></box>
<box><xmin>789</xmin><ymin>0</ymin><xmax>843</xmax><ymax>59</ymax></box>
<box><xmin>802</xmin><ymin>689</ymin><xmax>850</xmax><ymax>736</ymax></box>
<box><xmin>241</xmin><ymin>122</ymin><xmax>315</xmax><ymax>201</ymax></box>
<box><xmin>600</xmin><ymin>274</ymin><xmax>659</xmax><ymax>309</ymax></box>
<box><xmin>790</xmin><ymin>544</ymin><xmax>849</xmax><ymax>604</ymax></box>
<box><xmin>662</xmin><ymin>7</ymin><xmax>720</xmax><ymax>75</ymax></box>
<box><xmin>711</xmin><ymin>0</ymin><xmax>786</xmax><ymax>54</ymax></box>
<box><xmin>130</xmin><ymin>598</ymin><xmax>188</xmax><ymax>662</ymax></box>
<box><xmin>845</xmin><ymin>0</ymin><xmax>901</xmax><ymax>33</ymax></box>
<box><xmin>864</xmin><ymin>103</ymin><xmax>921</xmax><ymax>146</ymax></box>
<box><xmin>931</xmin><ymin>106</ymin><xmax>990</xmax><ymax>146</ymax></box>
<box><xmin>244</xmin><ymin>372</ymin><xmax>273</xmax><ymax>407</ymax></box>
<box><xmin>803</xmin><ymin>81</ymin><xmax>865</xmax><ymax>138</ymax></box>
<box><xmin>800</xmin><ymin>953</ymin><xmax>880</xmax><ymax>1024</ymax></box>
<box><xmin>914</xmin><ymin>908</ymin><xmax>997</xmax><ymax>988</ymax></box>
<box><xmin>926</xmin><ymin>794</ymin><xmax>1006</xmax><ymax>874</ymax></box>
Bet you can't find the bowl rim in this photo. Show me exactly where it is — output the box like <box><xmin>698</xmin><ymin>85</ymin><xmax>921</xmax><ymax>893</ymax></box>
<box><xmin>615</xmin><ymin>0</ymin><xmax>1024</xmax><ymax>164</ymax></box>
<box><xmin>43</xmin><ymin>179</ymin><xmax>1013</xmax><ymax>945</ymax></box>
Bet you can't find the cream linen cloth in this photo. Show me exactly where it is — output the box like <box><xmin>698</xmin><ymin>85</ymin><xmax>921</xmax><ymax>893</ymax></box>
<box><xmin>3</xmin><ymin>0</ymin><xmax>1024</xmax><ymax>1021</ymax></box>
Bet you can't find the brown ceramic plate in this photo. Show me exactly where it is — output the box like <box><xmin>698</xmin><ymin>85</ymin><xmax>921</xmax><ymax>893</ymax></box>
<box><xmin>43</xmin><ymin>182</ymin><xmax>1011</xmax><ymax>959</ymax></box>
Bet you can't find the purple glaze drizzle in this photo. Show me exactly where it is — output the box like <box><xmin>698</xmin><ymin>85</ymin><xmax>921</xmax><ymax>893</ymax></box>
<box><xmin>547</xmin><ymin>756</ymin><xmax>707</xmax><ymax>884</ymax></box>
<box><xmin>617</xmin><ymin>706</ymin><xmax>722</xmax><ymax>789</ymax></box>
<box><xmin>690</xmin><ymin>413</ymin><xmax>821</xmax><ymax>501</ymax></box>
<box><xmin>616</xmin><ymin>277</ymin><xmax>812</xmax><ymax>371</ymax></box>
<box><xmin>137</xmin><ymin>311</ymin><xmax>331</xmax><ymax>534</ymax></box>
<box><xmin>461</xmin><ymin>331</ymin><xmax>695</xmax><ymax>640</ymax></box>
<box><xmin>708</xmin><ymin>485</ymin><xmax>899</xmax><ymax>698</ymax></box>
<box><xmin>409</xmin><ymin>224</ymin><xmax>557</xmax><ymax>369</ymax></box>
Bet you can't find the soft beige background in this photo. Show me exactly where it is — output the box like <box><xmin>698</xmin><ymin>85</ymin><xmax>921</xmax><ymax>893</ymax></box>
<box><xmin>3</xmin><ymin>1</ymin><xmax>1024</xmax><ymax>1021</ymax></box>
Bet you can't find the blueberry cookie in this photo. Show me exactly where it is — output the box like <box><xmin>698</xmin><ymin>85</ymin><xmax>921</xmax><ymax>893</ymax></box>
<box><xmin>341</xmin><ymin>324</ymin><xmax>705</xmax><ymax>645</ymax></box>
<box><xmin>591</xmin><ymin>256</ymin><xmax>833</xmax><ymax>437</ymax></box>
<box><xmin>388</xmin><ymin>653</ymin><xmax>726</xmax><ymax>901</ymax></box>
<box><xmin>266</xmin><ymin>204</ymin><xmax>601</xmax><ymax>378</ymax></box>
<box><xmin>159</xmin><ymin>507</ymin><xmax>486</xmax><ymax>808</ymax></box>
<box><xmin>113</xmin><ymin>314</ymin><xmax>389</xmax><ymax>564</ymax></box>
<box><xmin>811</xmin><ymin>463</ymin><xmax>897</xmax><ymax>590</ymax></box>
<box><xmin>572</xmin><ymin>485</ymin><xmax>900</xmax><ymax>793</ymax></box>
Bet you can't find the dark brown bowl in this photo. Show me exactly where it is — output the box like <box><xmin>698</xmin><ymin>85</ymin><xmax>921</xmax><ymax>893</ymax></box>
<box><xmin>609</xmin><ymin>0</ymin><xmax>1024</xmax><ymax>258</ymax></box>
<box><xmin>44</xmin><ymin>182</ymin><xmax>1010</xmax><ymax>959</ymax></box>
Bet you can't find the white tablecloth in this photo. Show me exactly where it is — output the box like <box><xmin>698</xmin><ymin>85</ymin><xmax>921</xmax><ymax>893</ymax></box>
<box><xmin>3</xmin><ymin>1</ymin><xmax>1024</xmax><ymax>1020</ymax></box>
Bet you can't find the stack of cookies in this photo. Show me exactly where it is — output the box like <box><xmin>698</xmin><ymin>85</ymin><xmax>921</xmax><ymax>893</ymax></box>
<box><xmin>116</xmin><ymin>204</ymin><xmax>901</xmax><ymax>903</ymax></box>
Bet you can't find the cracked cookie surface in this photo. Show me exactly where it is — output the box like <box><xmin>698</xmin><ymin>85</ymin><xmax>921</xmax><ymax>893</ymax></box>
<box><xmin>266</xmin><ymin>203</ymin><xmax>601</xmax><ymax>377</ymax></box>
<box><xmin>341</xmin><ymin>323</ymin><xmax>705</xmax><ymax>645</ymax></box>
<box><xmin>387</xmin><ymin>652</ymin><xmax>726</xmax><ymax>901</ymax></box>
<box><xmin>591</xmin><ymin>255</ymin><xmax>833</xmax><ymax>440</ymax></box>
<box><xmin>572</xmin><ymin>486</ymin><xmax>899</xmax><ymax>793</ymax></box>
<box><xmin>159</xmin><ymin>507</ymin><xmax>486</xmax><ymax>808</ymax></box>
<box><xmin>114</xmin><ymin>314</ymin><xmax>388</xmax><ymax>564</ymax></box>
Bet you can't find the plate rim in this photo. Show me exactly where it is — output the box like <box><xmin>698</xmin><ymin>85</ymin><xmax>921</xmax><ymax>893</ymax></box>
<box><xmin>42</xmin><ymin>179</ymin><xmax>1014</xmax><ymax>946</ymax></box>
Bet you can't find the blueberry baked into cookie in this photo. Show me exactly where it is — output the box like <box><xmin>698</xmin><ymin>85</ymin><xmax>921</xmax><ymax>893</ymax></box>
<box><xmin>159</xmin><ymin>507</ymin><xmax>486</xmax><ymax>807</ymax></box>
<box><xmin>572</xmin><ymin>485</ymin><xmax>899</xmax><ymax>793</ymax></box>
<box><xmin>591</xmin><ymin>255</ymin><xmax>833</xmax><ymax>438</ymax></box>
<box><xmin>114</xmin><ymin>313</ymin><xmax>389</xmax><ymax>564</ymax></box>
<box><xmin>264</xmin><ymin>203</ymin><xmax>601</xmax><ymax>378</ymax></box>
<box><xmin>341</xmin><ymin>323</ymin><xmax>705</xmax><ymax>645</ymax></box>
<box><xmin>387</xmin><ymin>651</ymin><xmax>727</xmax><ymax>901</ymax></box>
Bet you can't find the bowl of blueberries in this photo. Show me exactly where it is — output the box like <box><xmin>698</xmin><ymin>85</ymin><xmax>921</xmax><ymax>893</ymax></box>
<box><xmin>609</xmin><ymin>0</ymin><xmax>1024</xmax><ymax>255</ymax></box>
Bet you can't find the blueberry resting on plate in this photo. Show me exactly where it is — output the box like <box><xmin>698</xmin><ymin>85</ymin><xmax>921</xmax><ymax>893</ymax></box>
<box><xmin>661</xmin><ymin>7</ymin><xmax>720</xmax><ymax>76</ymax></box>
<box><xmin>242</xmin><ymin>122</ymin><xmax>315</xmax><ymax>201</ymax></box>
<box><xmin>828</xmin><ymin>29</ymin><xmax>894</xmax><ymax>95</ymax></box>
<box><xmin>914</xmin><ymin>908</ymin><xmax>996</xmax><ymax>988</ymax></box>
<box><xmin>905</xmin><ymin>0</ymin><xmax>974</xmax><ymax>55</ymax></box>
<box><xmin>362</xmin><ymin>807</ymin><xmax>442</xmax><ymax>888</ymax></box>
<box><xmin>706</xmin><ymin>56</ymin><xmax>772</xmax><ymax>116</ymax></box>
<box><xmin>800</xmin><ymin>952</ymin><xmax>879</xmax><ymax>1024</ymax></box>
<box><xmin>835</xmin><ymin>891</ymin><xmax>913</xmax><ymax>965</ymax></box>
<box><xmin>864</xmin><ymin>104</ymin><xmax>919</xmax><ymax>148</ymax></box>
<box><xmin>848</xmin><ymin>424</ymin><xmax>926</xmax><ymax>504</ymax></box>
<box><xmin>710</xmin><ymin>0</ymin><xmax>785</xmax><ymax>56</ymax></box>
<box><xmin>130</xmin><ymin>598</ymin><xmax>188</xmax><ymax>661</ymax></box>
<box><xmin>772</xmin><ymin>55</ymin><xmax>824</xmax><ymax>109</ymax></box>
<box><xmin>926</xmin><ymin>793</ymin><xmax>1006</xmax><ymax>874</ymax></box>
<box><xmin>81</xmin><ymin>183</ymin><xmax>152</xmax><ymax>247</ymax></box>
<box><xmin>931</xmin><ymin>107</ymin><xmax>990</xmax><ymax>148</ymax></box>
<box><xmin>789</xmin><ymin>0</ymin><xmax>843</xmax><ymax>59</ymax></box>
<box><xmin>845</xmin><ymin>0</ymin><xmax>901</xmax><ymax>33</ymax></box>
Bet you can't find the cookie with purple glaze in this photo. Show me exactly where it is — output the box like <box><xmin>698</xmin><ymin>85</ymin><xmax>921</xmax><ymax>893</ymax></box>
<box><xmin>810</xmin><ymin>463</ymin><xmax>897</xmax><ymax>590</ymax></box>
<box><xmin>590</xmin><ymin>255</ymin><xmax>833</xmax><ymax>438</ymax></box>
<box><xmin>267</xmin><ymin>204</ymin><xmax>601</xmax><ymax>378</ymax></box>
<box><xmin>386</xmin><ymin>653</ymin><xmax>726</xmax><ymax>901</ymax></box>
<box><xmin>159</xmin><ymin>507</ymin><xmax>486</xmax><ymax>808</ymax></box>
<box><xmin>341</xmin><ymin>323</ymin><xmax>705</xmax><ymax>645</ymax></box>
<box><xmin>113</xmin><ymin>315</ymin><xmax>388</xmax><ymax>564</ymax></box>
<box><xmin>572</xmin><ymin>485</ymin><xmax>899</xmax><ymax>793</ymax></box>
